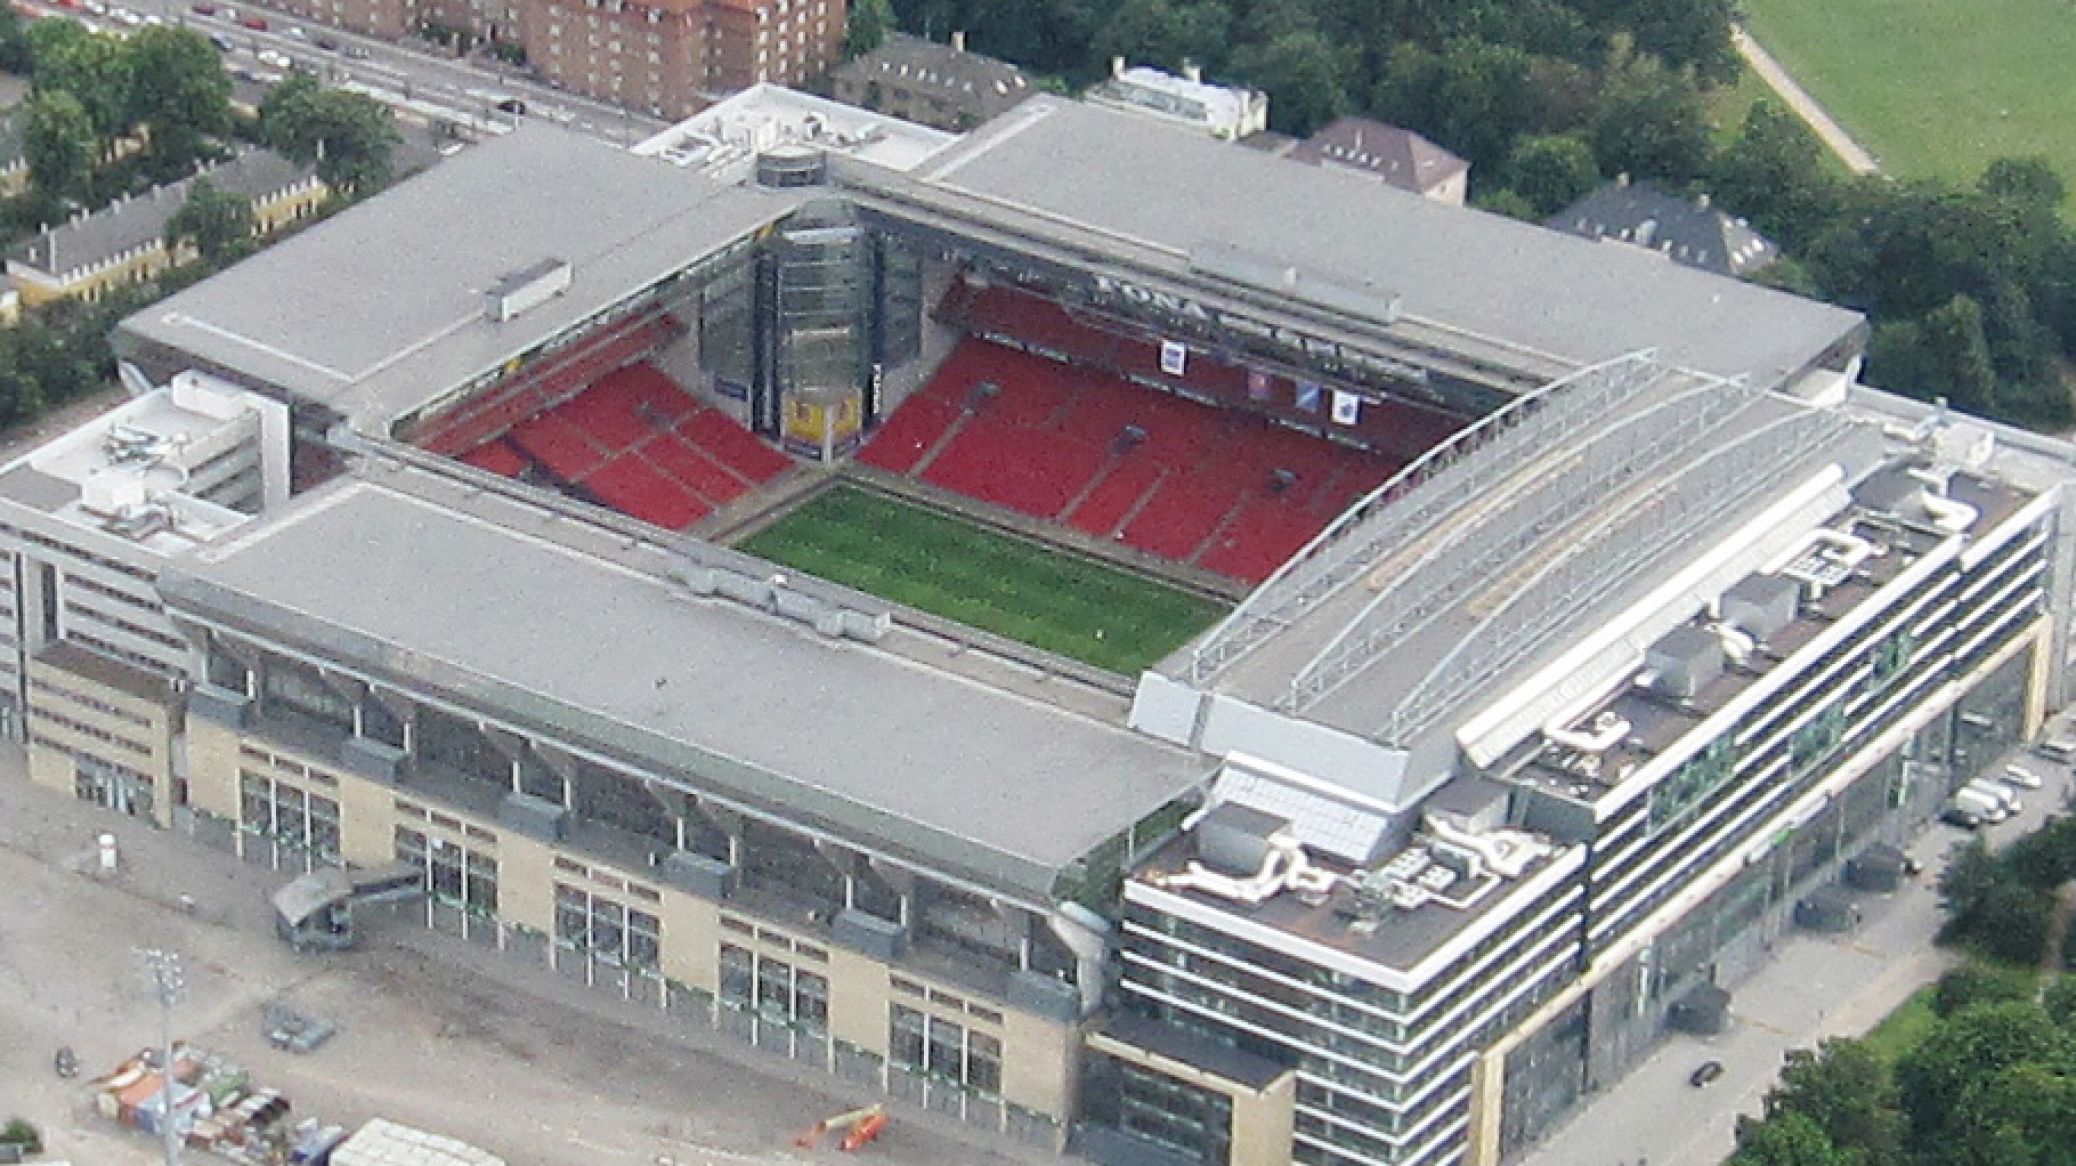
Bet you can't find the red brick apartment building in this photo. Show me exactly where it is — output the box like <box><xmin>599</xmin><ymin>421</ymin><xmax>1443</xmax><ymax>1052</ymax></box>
<box><xmin>520</xmin><ymin>0</ymin><xmax>846</xmax><ymax>118</ymax></box>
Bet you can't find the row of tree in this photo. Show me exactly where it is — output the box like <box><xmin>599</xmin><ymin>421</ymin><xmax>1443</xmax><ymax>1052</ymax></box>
<box><xmin>1940</xmin><ymin>808</ymin><xmax>2076</xmax><ymax>967</ymax></box>
<box><xmin>6</xmin><ymin>13</ymin><xmax>398</xmax><ymax>228</ymax></box>
<box><xmin>1729</xmin><ymin>968</ymin><xmax>2076</xmax><ymax>1166</ymax></box>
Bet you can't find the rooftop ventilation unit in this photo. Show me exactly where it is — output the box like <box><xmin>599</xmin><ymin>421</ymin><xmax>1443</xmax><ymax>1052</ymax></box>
<box><xmin>485</xmin><ymin>259</ymin><xmax>572</xmax><ymax>323</ymax></box>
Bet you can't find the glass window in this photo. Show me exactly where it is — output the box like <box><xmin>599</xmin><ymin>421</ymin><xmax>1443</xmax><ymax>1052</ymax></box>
<box><xmin>796</xmin><ymin>970</ymin><xmax>828</xmax><ymax>1033</ymax></box>
<box><xmin>967</xmin><ymin>1031</ymin><xmax>1001</xmax><ymax>1094</ymax></box>
<box><xmin>720</xmin><ymin>943</ymin><xmax>754</xmax><ymax>1005</ymax></box>
<box><xmin>756</xmin><ymin>955</ymin><xmax>792</xmax><ymax>1016</ymax></box>
<box><xmin>890</xmin><ymin>1004</ymin><xmax>926</xmax><ymax>1067</ymax></box>
<box><xmin>627</xmin><ymin>910</ymin><xmax>661</xmax><ymax>969</ymax></box>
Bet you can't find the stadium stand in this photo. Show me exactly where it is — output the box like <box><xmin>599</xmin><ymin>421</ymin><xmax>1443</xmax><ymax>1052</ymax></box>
<box><xmin>413</xmin><ymin>310</ymin><xmax>684</xmax><ymax>456</ymax></box>
<box><xmin>955</xmin><ymin>279</ymin><xmax>1473</xmax><ymax>465</ymax></box>
<box><xmin>451</xmin><ymin>362</ymin><xmax>792</xmax><ymax>531</ymax></box>
<box><xmin>859</xmin><ymin>333</ymin><xmax>1407</xmax><ymax>583</ymax></box>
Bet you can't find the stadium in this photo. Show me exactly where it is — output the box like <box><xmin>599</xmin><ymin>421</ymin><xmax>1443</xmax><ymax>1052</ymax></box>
<box><xmin>0</xmin><ymin>84</ymin><xmax>2069</xmax><ymax>1166</ymax></box>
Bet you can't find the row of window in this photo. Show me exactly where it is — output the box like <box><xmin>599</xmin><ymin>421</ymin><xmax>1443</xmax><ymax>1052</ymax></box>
<box><xmin>32</xmin><ymin>675</ymin><xmax>152</xmax><ymax>730</ymax></box>
<box><xmin>240</xmin><ymin>771</ymin><xmax>342</xmax><ymax>860</ymax></box>
<box><xmin>396</xmin><ymin>826</ymin><xmax>500</xmax><ymax>913</ymax></box>
<box><xmin>555</xmin><ymin>882</ymin><xmax>662</xmax><ymax>967</ymax></box>
<box><xmin>719</xmin><ymin>914</ymin><xmax>829</xmax><ymax>963</ymax></box>
<box><xmin>889</xmin><ymin>975</ymin><xmax>1004</xmax><ymax>1026</ymax></box>
<box><xmin>30</xmin><ymin>705</ymin><xmax>153</xmax><ymax>759</ymax></box>
<box><xmin>240</xmin><ymin>742</ymin><xmax>341</xmax><ymax>787</ymax></box>
<box><xmin>553</xmin><ymin>854</ymin><xmax>662</xmax><ymax>903</ymax></box>
<box><xmin>720</xmin><ymin>942</ymin><xmax>828</xmax><ymax>1031</ymax></box>
<box><xmin>890</xmin><ymin>1004</ymin><xmax>1001</xmax><ymax>1094</ymax></box>
<box><xmin>395</xmin><ymin>796</ymin><xmax>498</xmax><ymax>845</ymax></box>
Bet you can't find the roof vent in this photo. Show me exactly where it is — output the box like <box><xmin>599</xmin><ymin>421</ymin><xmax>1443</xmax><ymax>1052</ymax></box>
<box><xmin>485</xmin><ymin>259</ymin><xmax>572</xmax><ymax>323</ymax></box>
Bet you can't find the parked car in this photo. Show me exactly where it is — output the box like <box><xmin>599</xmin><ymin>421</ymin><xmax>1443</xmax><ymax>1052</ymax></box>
<box><xmin>191</xmin><ymin>1</ymin><xmax>217</xmax><ymax>13</ymax></box>
<box><xmin>1953</xmin><ymin>788</ymin><xmax>2008</xmax><ymax>823</ymax></box>
<box><xmin>283</xmin><ymin>23</ymin><xmax>304</xmax><ymax>38</ymax></box>
<box><xmin>314</xmin><ymin>35</ymin><xmax>338</xmax><ymax>50</ymax></box>
<box><xmin>1964</xmin><ymin>778</ymin><xmax>2020</xmax><ymax>815</ymax></box>
<box><xmin>210</xmin><ymin>31</ymin><xmax>235</xmax><ymax>51</ymax></box>
<box><xmin>1689</xmin><ymin>1060</ymin><xmax>1725</xmax><ymax>1088</ymax></box>
<box><xmin>495</xmin><ymin>97</ymin><xmax>527</xmax><ymax>115</ymax></box>
<box><xmin>1941</xmin><ymin>804</ymin><xmax>1985</xmax><ymax>831</ymax></box>
<box><xmin>344</xmin><ymin>44</ymin><xmax>369</xmax><ymax>58</ymax></box>
<box><xmin>2002</xmin><ymin>764</ymin><xmax>2045</xmax><ymax>790</ymax></box>
<box><xmin>238</xmin><ymin>13</ymin><xmax>267</xmax><ymax>29</ymax></box>
<box><xmin>256</xmin><ymin>48</ymin><xmax>291</xmax><ymax>68</ymax></box>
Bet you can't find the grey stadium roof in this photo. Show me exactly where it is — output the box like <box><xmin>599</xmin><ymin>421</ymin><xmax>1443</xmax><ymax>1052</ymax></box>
<box><xmin>118</xmin><ymin>125</ymin><xmax>807</xmax><ymax>434</ymax></box>
<box><xmin>159</xmin><ymin>478</ymin><xmax>1207</xmax><ymax>902</ymax></box>
<box><xmin>885</xmin><ymin>97</ymin><xmax>1862</xmax><ymax>389</ymax></box>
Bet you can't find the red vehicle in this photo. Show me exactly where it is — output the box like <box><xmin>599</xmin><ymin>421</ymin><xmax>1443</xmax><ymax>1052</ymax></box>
<box><xmin>238</xmin><ymin>13</ymin><xmax>267</xmax><ymax>29</ymax></box>
<box><xmin>191</xmin><ymin>1</ymin><xmax>216</xmax><ymax>12</ymax></box>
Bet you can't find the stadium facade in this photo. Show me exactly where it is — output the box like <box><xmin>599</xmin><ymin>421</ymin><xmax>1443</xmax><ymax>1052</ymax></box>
<box><xmin>2</xmin><ymin>91</ymin><xmax>2070</xmax><ymax>1166</ymax></box>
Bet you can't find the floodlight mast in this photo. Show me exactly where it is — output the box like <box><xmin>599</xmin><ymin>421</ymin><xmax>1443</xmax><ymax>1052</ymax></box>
<box><xmin>141</xmin><ymin>948</ymin><xmax>186</xmax><ymax>1166</ymax></box>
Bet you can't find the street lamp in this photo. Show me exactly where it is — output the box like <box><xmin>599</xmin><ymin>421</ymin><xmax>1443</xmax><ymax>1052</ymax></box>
<box><xmin>140</xmin><ymin>949</ymin><xmax>186</xmax><ymax>1166</ymax></box>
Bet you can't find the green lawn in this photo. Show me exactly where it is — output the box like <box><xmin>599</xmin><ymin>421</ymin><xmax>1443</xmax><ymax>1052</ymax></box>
<box><xmin>1859</xmin><ymin>984</ymin><xmax>1939</xmax><ymax>1066</ymax></box>
<box><xmin>1705</xmin><ymin>63</ymin><xmax>1773</xmax><ymax>149</ymax></box>
<box><xmin>738</xmin><ymin>486</ymin><xmax>1227</xmax><ymax>674</ymax></box>
<box><xmin>1741</xmin><ymin>0</ymin><xmax>2076</xmax><ymax>212</ymax></box>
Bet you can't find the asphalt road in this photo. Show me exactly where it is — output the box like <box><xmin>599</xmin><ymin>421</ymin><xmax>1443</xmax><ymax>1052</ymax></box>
<box><xmin>27</xmin><ymin>0</ymin><xmax>672</xmax><ymax>145</ymax></box>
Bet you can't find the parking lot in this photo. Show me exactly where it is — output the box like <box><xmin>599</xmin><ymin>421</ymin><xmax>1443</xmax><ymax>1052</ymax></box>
<box><xmin>0</xmin><ymin>749</ymin><xmax>1047</xmax><ymax>1166</ymax></box>
<box><xmin>1518</xmin><ymin>750</ymin><xmax>2071</xmax><ymax>1166</ymax></box>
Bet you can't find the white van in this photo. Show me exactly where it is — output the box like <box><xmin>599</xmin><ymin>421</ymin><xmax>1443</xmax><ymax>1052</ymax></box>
<box><xmin>2038</xmin><ymin>733</ymin><xmax>2076</xmax><ymax>762</ymax></box>
<box><xmin>1967</xmin><ymin>778</ymin><xmax>2021</xmax><ymax>813</ymax></box>
<box><xmin>1953</xmin><ymin>787</ymin><xmax>2009</xmax><ymax>822</ymax></box>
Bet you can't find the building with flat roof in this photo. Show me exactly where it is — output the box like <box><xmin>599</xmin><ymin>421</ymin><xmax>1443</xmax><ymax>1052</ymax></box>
<box><xmin>24</xmin><ymin>90</ymin><xmax>2068</xmax><ymax>1166</ymax></box>
<box><xmin>830</xmin><ymin>32</ymin><xmax>1032</xmax><ymax>133</ymax></box>
<box><xmin>1086</xmin><ymin>62</ymin><xmax>1269</xmax><ymax>142</ymax></box>
<box><xmin>520</xmin><ymin>0</ymin><xmax>846</xmax><ymax>120</ymax></box>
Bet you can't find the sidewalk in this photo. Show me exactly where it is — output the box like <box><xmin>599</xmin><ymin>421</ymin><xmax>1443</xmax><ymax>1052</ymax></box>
<box><xmin>1732</xmin><ymin>26</ymin><xmax>1881</xmax><ymax>175</ymax></box>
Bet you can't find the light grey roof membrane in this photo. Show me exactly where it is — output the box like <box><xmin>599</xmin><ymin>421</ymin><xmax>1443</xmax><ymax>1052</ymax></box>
<box><xmin>118</xmin><ymin>125</ymin><xmax>806</xmax><ymax>434</ymax></box>
<box><xmin>907</xmin><ymin>98</ymin><xmax>1863</xmax><ymax>388</ymax></box>
<box><xmin>161</xmin><ymin>480</ymin><xmax>1206</xmax><ymax>901</ymax></box>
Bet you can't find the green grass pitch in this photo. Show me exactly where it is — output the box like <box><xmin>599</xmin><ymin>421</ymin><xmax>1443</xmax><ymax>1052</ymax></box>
<box><xmin>1741</xmin><ymin>0</ymin><xmax>2076</xmax><ymax>214</ymax></box>
<box><xmin>738</xmin><ymin>486</ymin><xmax>1229</xmax><ymax>674</ymax></box>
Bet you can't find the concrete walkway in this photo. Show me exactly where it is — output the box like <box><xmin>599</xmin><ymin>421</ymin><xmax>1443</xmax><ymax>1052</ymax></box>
<box><xmin>1732</xmin><ymin>26</ymin><xmax>1883</xmax><ymax>176</ymax></box>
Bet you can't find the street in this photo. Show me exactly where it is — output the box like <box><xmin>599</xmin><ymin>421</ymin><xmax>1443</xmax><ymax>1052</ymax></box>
<box><xmin>22</xmin><ymin>0</ymin><xmax>672</xmax><ymax>145</ymax></box>
<box><xmin>1517</xmin><ymin>754</ymin><xmax>2071</xmax><ymax>1166</ymax></box>
<box><xmin>0</xmin><ymin>748</ymin><xmax>1046</xmax><ymax>1166</ymax></box>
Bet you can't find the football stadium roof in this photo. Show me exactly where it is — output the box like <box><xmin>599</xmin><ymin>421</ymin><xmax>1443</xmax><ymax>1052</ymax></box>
<box><xmin>160</xmin><ymin>476</ymin><xmax>1208</xmax><ymax>902</ymax></box>
<box><xmin>856</xmin><ymin>97</ymin><xmax>1863</xmax><ymax>391</ymax></box>
<box><xmin>119</xmin><ymin>125</ymin><xmax>807</xmax><ymax>436</ymax></box>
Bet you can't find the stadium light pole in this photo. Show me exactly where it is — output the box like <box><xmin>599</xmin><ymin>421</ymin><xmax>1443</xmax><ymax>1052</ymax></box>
<box><xmin>140</xmin><ymin>948</ymin><xmax>186</xmax><ymax>1166</ymax></box>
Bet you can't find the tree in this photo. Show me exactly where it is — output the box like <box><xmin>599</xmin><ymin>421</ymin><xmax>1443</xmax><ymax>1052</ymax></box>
<box><xmin>0</xmin><ymin>1</ymin><xmax>33</xmax><ymax>75</ymax></box>
<box><xmin>165</xmin><ymin>179</ymin><xmax>254</xmax><ymax>267</ymax></box>
<box><xmin>1896</xmin><ymin>1000</ymin><xmax>2070</xmax><ymax>1146</ymax></box>
<box><xmin>21</xmin><ymin>90</ymin><xmax>97</xmax><ymax>216</ymax></box>
<box><xmin>1979</xmin><ymin>156</ymin><xmax>2067</xmax><ymax>216</ymax></box>
<box><xmin>1867</xmin><ymin>295</ymin><xmax>2001</xmax><ymax>416</ymax></box>
<box><xmin>1090</xmin><ymin>0</ymin><xmax>1232</xmax><ymax>75</ymax></box>
<box><xmin>845</xmin><ymin>0</ymin><xmax>894</xmax><ymax>59</ymax></box>
<box><xmin>1503</xmin><ymin>133</ymin><xmax>1597</xmax><ymax>216</ymax></box>
<box><xmin>1710</xmin><ymin>101</ymin><xmax>1838</xmax><ymax>251</ymax></box>
<box><xmin>1231</xmin><ymin>30</ymin><xmax>1346</xmax><ymax>137</ymax></box>
<box><xmin>1727</xmin><ymin>1111</ymin><xmax>1852</xmax><ymax>1166</ymax></box>
<box><xmin>1762</xmin><ymin>1040</ymin><xmax>1903</xmax><ymax>1163</ymax></box>
<box><xmin>2045</xmin><ymin>976</ymin><xmax>2076</xmax><ymax>1028</ymax></box>
<box><xmin>27</xmin><ymin>20</ymin><xmax>132</xmax><ymax>145</ymax></box>
<box><xmin>1934</xmin><ymin>962</ymin><xmax>2036</xmax><ymax>1018</ymax></box>
<box><xmin>1473</xmin><ymin>187</ymin><xmax>1539</xmax><ymax>221</ymax></box>
<box><xmin>1589</xmin><ymin>45</ymin><xmax>1712</xmax><ymax>184</ymax></box>
<box><xmin>123</xmin><ymin>26</ymin><xmax>233</xmax><ymax>180</ymax></box>
<box><xmin>260</xmin><ymin>76</ymin><xmax>398</xmax><ymax>195</ymax></box>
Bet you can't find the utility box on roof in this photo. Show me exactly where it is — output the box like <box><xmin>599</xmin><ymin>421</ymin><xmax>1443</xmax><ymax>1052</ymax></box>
<box><xmin>484</xmin><ymin>259</ymin><xmax>571</xmax><ymax>322</ymax></box>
